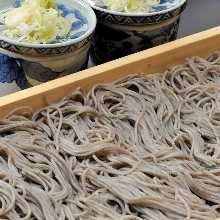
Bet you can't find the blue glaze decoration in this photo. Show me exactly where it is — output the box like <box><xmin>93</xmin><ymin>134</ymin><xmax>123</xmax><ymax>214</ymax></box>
<box><xmin>14</xmin><ymin>0</ymin><xmax>21</xmax><ymax>7</ymax></box>
<box><xmin>70</xmin><ymin>31</ymin><xmax>87</xmax><ymax>39</ymax></box>
<box><xmin>0</xmin><ymin>54</ymin><xmax>20</xmax><ymax>83</ymax></box>
<box><xmin>58</xmin><ymin>4</ymin><xmax>72</xmax><ymax>17</ymax></box>
<box><xmin>91</xmin><ymin>0</ymin><xmax>185</xmax><ymax>13</ymax></box>
<box><xmin>57</xmin><ymin>4</ymin><xmax>88</xmax><ymax>41</ymax></box>
<box><xmin>72</xmin><ymin>20</ymin><xmax>84</xmax><ymax>29</ymax></box>
<box><xmin>0</xmin><ymin>54</ymin><xmax>28</xmax><ymax>89</ymax></box>
<box><xmin>73</xmin><ymin>9</ymin><xmax>88</xmax><ymax>24</ymax></box>
<box><xmin>152</xmin><ymin>0</ymin><xmax>183</xmax><ymax>12</ymax></box>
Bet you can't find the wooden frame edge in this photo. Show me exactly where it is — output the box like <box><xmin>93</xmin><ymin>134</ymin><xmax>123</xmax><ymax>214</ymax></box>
<box><xmin>0</xmin><ymin>26</ymin><xmax>220</xmax><ymax>117</ymax></box>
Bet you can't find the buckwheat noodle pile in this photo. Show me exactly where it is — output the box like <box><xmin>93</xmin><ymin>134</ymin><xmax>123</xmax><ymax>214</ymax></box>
<box><xmin>1</xmin><ymin>53</ymin><xmax>220</xmax><ymax>220</ymax></box>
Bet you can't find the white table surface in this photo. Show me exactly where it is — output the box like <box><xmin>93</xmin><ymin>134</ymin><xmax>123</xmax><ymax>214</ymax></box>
<box><xmin>1</xmin><ymin>0</ymin><xmax>220</xmax><ymax>97</ymax></box>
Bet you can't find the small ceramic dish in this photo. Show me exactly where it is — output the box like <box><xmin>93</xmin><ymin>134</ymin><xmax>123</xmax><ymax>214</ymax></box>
<box><xmin>0</xmin><ymin>0</ymin><xmax>96</xmax><ymax>86</ymax></box>
<box><xmin>87</xmin><ymin>0</ymin><xmax>187</xmax><ymax>64</ymax></box>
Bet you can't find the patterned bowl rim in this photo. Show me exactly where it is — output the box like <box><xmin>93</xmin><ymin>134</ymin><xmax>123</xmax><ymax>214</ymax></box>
<box><xmin>88</xmin><ymin>0</ymin><xmax>187</xmax><ymax>17</ymax></box>
<box><xmin>0</xmin><ymin>0</ymin><xmax>97</xmax><ymax>48</ymax></box>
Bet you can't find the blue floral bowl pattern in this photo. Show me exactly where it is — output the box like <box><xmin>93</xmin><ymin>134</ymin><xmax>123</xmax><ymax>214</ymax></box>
<box><xmin>0</xmin><ymin>0</ymin><xmax>96</xmax><ymax>86</ymax></box>
<box><xmin>0</xmin><ymin>54</ymin><xmax>29</xmax><ymax>91</ymax></box>
<box><xmin>88</xmin><ymin>0</ymin><xmax>187</xmax><ymax>64</ymax></box>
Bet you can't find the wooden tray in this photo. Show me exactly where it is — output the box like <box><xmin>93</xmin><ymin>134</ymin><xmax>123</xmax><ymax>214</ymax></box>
<box><xmin>1</xmin><ymin>26</ymin><xmax>220</xmax><ymax>120</ymax></box>
<box><xmin>0</xmin><ymin>26</ymin><xmax>220</xmax><ymax>220</ymax></box>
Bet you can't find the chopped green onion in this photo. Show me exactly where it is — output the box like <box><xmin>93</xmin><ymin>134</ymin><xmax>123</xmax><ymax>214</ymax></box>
<box><xmin>0</xmin><ymin>0</ymin><xmax>71</xmax><ymax>44</ymax></box>
<box><xmin>103</xmin><ymin>0</ymin><xmax>160</xmax><ymax>13</ymax></box>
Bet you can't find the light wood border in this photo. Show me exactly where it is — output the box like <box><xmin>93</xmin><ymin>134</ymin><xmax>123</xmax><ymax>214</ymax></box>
<box><xmin>1</xmin><ymin>26</ymin><xmax>220</xmax><ymax>118</ymax></box>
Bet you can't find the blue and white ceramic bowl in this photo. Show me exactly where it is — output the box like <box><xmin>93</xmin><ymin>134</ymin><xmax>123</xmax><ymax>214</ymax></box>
<box><xmin>88</xmin><ymin>0</ymin><xmax>187</xmax><ymax>64</ymax></box>
<box><xmin>0</xmin><ymin>0</ymin><xmax>96</xmax><ymax>86</ymax></box>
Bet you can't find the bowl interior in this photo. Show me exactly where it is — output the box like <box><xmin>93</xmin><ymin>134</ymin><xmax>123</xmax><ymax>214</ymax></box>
<box><xmin>0</xmin><ymin>0</ymin><xmax>96</xmax><ymax>48</ymax></box>
<box><xmin>87</xmin><ymin>0</ymin><xmax>186</xmax><ymax>16</ymax></box>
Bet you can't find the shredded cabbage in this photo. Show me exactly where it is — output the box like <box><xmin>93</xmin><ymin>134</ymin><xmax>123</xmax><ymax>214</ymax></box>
<box><xmin>103</xmin><ymin>0</ymin><xmax>160</xmax><ymax>13</ymax></box>
<box><xmin>1</xmin><ymin>0</ymin><xmax>71</xmax><ymax>44</ymax></box>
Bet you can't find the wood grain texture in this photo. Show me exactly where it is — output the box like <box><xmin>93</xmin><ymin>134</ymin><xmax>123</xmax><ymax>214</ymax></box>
<box><xmin>0</xmin><ymin>26</ymin><xmax>220</xmax><ymax>118</ymax></box>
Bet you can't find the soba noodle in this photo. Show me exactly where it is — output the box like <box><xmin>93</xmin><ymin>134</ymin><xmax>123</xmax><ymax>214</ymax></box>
<box><xmin>1</xmin><ymin>52</ymin><xmax>220</xmax><ymax>219</ymax></box>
